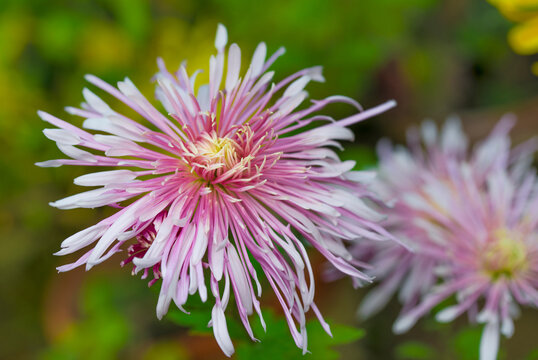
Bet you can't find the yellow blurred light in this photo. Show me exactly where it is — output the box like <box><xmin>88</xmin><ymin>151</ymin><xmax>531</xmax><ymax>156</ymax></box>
<box><xmin>508</xmin><ymin>17</ymin><xmax>538</xmax><ymax>54</ymax></box>
<box><xmin>489</xmin><ymin>0</ymin><xmax>538</xmax><ymax>74</ymax></box>
<box><xmin>532</xmin><ymin>61</ymin><xmax>538</xmax><ymax>74</ymax></box>
<box><xmin>489</xmin><ymin>0</ymin><xmax>538</xmax><ymax>21</ymax></box>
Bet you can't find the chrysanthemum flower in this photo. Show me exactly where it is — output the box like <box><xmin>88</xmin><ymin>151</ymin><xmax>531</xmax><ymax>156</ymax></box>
<box><xmin>355</xmin><ymin>116</ymin><xmax>538</xmax><ymax>360</ymax></box>
<box><xmin>37</xmin><ymin>24</ymin><xmax>396</xmax><ymax>356</ymax></box>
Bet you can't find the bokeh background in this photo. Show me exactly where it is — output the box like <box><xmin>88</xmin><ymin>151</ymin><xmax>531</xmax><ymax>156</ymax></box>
<box><xmin>1</xmin><ymin>0</ymin><xmax>537</xmax><ymax>359</ymax></box>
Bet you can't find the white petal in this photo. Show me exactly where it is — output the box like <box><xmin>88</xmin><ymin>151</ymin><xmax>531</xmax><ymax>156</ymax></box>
<box><xmin>35</xmin><ymin>160</ymin><xmax>63</xmax><ymax>167</ymax></box>
<box><xmin>323</xmin><ymin>95</ymin><xmax>362</xmax><ymax>111</ymax></box>
<box><xmin>401</xmin><ymin>193</ymin><xmax>432</xmax><ymax>212</ymax></box>
<box><xmin>441</xmin><ymin>116</ymin><xmax>467</xmax><ymax>154</ymax></box>
<box><xmin>155</xmin><ymin>86</ymin><xmax>175</xmax><ymax>115</ymax></box>
<box><xmin>215</xmin><ymin>24</ymin><xmax>228</xmax><ymax>51</ymax></box>
<box><xmin>393</xmin><ymin>312</ymin><xmax>417</xmax><ymax>334</ymax></box>
<box><xmin>57</xmin><ymin>144</ymin><xmax>97</xmax><ymax>162</ymax></box>
<box><xmin>305</xmin><ymin>66</ymin><xmax>325</xmax><ymax>82</ymax></box>
<box><xmin>212</xmin><ymin>305</ymin><xmax>235</xmax><ymax>357</ymax></box>
<box><xmin>227</xmin><ymin>246</ymin><xmax>253</xmax><ymax>314</ymax></box>
<box><xmin>50</xmin><ymin>188</ymin><xmax>131</xmax><ymax>209</ymax></box>
<box><xmin>305</xmin><ymin>125</ymin><xmax>354</xmax><ymax>143</ymax></box>
<box><xmin>176</xmin><ymin>86</ymin><xmax>196</xmax><ymax>116</ymax></box>
<box><xmin>43</xmin><ymin>129</ymin><xmax>81</xmax><ymax>145</ymax></box>
<box><xmin>421</xmin><ymin>120</ymin><xmax>437</xmax><ymax>147</ymax></box>
<box><xmin>137</xmin><ymin>199</ymin><xmax>173</xmax><ymax>223</ymax></box>
<box><xmin>117</xmin><ymin>77</ymin><xmax>140</xmax><ymax>97</ymax></box>
<box><xmin>249</xmin><ymin>42</ymin><xmax>267</xmax><ymax>77</ymax></box>
<box><xmin>250</xmin><ymin>71</ymin><xmax>274</xmax><ymax>95</ymax></box>
<box><xmin>196</xmin><ymin>263</ymin><xmax>207</xmax><ymax>302</ymax></box>
<box><xmin>190</xmin><ymin>225</ymin><xmax>208</xmax><ymax>265</ymax></box>
<box><xmin>501</xmin><ymin>317</ymin><xmax>514</xmax><ymax>338</ymax></box>
<box><xmin>277</xmin><ymin>90</ymin><xmax>307</xmax><ymax>116</ymax></box>
<box><xmin>155</xmin><ymin>75</ymin><xmax>182</xmax><ymax>111</ymax></box>
<box><xmin>209</xmin><ymin>53</ymin><xmax>225</xmax><ymax>98</ymax></box>
<box><xmin>82</xmin><ymin>117</ymin><xmax>146</xmax><ymax>142</ymax></box>
<box><xmin>477</xmin><ymin>309</ymin><xmax>495</xmax><ymax>324</ymax></box>
<box><xmin>156</xmin><ymin>246</ymin><xmax>182</xmax><ymax>318</ymax></box>
<box><xmin>344</xmin><ymin>170</ymin><xmax>377</xmax><ymax>184</ymax></box>
<box><xmin>82</xmin><ymin>88</ymin><xmax>115</xmax><ymax>116</ymax></box>
<box><xmin>133</xmin><ymin>233</ymin><xmax>171</xmax><ymax>269</ymax></box>
<box><xmin>197</xmin><ymin>84</ymin><xmax>210</xmax><ymax>112</ymax></box>
<box><xmin>210</xmin><ymin>236</ymin><xmax>226</xmax><ymax>281</ymax></box>
<box><xmin>359</xmin><ymin>283</ymin><xmax>396</xmax><ymax>319</ymax></box>
<box><xmin>56</xmin><ymin>223</ymin><xmax>108</xmax><ymax>254</ymax></box>
<box><xmin>480</xmin><ymin>321</ymin><xmax>500</xmax><ymax>360</ymax></box>
<box><xmin>343</xmin><ymin>195</ymin><xmax>384</xmax><ymax>222</ymax></box>
<box><xmin>225</xmin><ymin>44</ymin><xmax>241</xmax><ymax>92</ymax></box>
<box><xmin>436</xmin><ymin>305</ymin><xmax>460</xmax><ymax>323</ymax></box>
<box><xmin>134</xmin><ymin>197</ymin><xmax>187</xmax><ymax>270</ymax></box>
<box><xmin>93</xmin><ymin>134</ymin><xmax>141</xmax><ymax>156</ymax></box>
<box><xmin>283</xmin><ymin>76</ymin><xmax>311</xmax><ymax>98</ymax></box>
<box><xmin>86</xmin><ymin>200</ymin><xmax>144</xmax><ymax>267</ymax></box>
<box><xmin>189</xmin><ymin>69</ymin><xmax>202</xmax><ymax>90</ymax></box>
<box><xmin>74</xmin><ymin>170</ymin><xmax>137</xmax><ymax>186</ymax></box>
<box><xmin>188</xmin><ymin>264</ymin><xmax>198</xmax><ymax>295</ymax></box>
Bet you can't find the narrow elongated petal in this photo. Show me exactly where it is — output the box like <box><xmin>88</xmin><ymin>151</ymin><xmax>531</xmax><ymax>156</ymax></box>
<box><xmin>212</xmin><ymin>305</ymin><xmax>235</xmax><ymax>357</ymax></box>
<box><xmin>74</xmin><ymin>170</ymin><xmax>137</xmax><ymax>186</ymax></box>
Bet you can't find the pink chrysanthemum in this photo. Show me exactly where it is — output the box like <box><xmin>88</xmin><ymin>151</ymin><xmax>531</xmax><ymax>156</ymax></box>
<box><xmin>37</xmin><ymin>24</ymin><xmax>396</xmax><ymax>355</ymax></box>
<box><xmin>355</xmin><ymin>117</ymin><xmax>538</xmax><ymax>360</ymax></box>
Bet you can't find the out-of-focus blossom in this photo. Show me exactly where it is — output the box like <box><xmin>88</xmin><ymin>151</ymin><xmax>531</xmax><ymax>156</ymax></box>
<box><xmin>356</xmin><ymin>117</ymin><xmax>538</xmax><ymax>360</ymax></box>
<box><xmin>489</xmin><ymin>0</ymin><xmax>538</xmax><ymax>74</ymax></box>
<box><xmin>37</xmin><ymin>24</ymin><xmax>396</xmax><ymax>356</ymax></box>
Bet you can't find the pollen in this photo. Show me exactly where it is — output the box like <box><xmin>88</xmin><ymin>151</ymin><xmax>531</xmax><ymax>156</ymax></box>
<box><xmin>198</xmin><ymin>133</ymin><xmax>239</xmax><ymax>166</ymax></box>
<box><xmin>181</xmin><ymin>131</ymin><xmax>247</xmax><ymax>182</ymax></box>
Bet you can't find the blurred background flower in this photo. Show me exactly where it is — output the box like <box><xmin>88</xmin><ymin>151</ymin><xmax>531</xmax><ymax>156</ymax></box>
<box><xmin>354</xmin><ymin>116</ymin><xmax>538</xmax><ymax>360</ymax></box>
<box><xmin>1</xmin><ymin>0</ymin><xmax>537</xmax><ymax>359</ymax></box>
<box><xmin>488</xmin><ymin>0</ymin><xmax>538</xmax><ymax>74</ymax></box>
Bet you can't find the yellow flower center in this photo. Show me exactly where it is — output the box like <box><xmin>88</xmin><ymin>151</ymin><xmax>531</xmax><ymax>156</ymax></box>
<box><xmin>181</xmin><ymin>131</ymin><xmax>257</xmax><ymax>183</ymax></box>
<box><xmin>195</xmin><ymin>134</ymin><xmax>239</xmax><ymax>169</ymax></box>
<box><xmin>482</xmin><ymin>228</ymin><xmax>529</xmax><ymax>280</ymax></box>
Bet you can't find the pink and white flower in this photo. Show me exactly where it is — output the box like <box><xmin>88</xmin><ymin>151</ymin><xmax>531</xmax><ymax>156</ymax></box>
<box><xmin>356</xmin><ymin>117</ymin><xmax>538</xmax><ymax>360</ymax></box>
<box><xmin>37</xmin><ymin>24</ymin><xmax>396</xmax><ymax>356</ymax></box>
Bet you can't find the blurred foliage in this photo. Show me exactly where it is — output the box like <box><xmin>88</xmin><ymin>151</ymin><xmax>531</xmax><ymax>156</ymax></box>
<box><xmin>40</xmin><ymin>274</ymin><xmax>189</xmax><ymax>360</ymax></box>
<box><xmin>0</xmin><ymin>0</ymin><xmax>537</xmax><ymax>359</ymax></box>
<box><xmin>167</xmin><ymin>296</ymin><xmax>364</xmax><ymax>360</ymax></box>
<box><xmin>235</xmin><ymin>311</ymin><xmax>364</xmax><ymax>360</ymax></box>
<box><xmin>166</xmin><ymin>293</ymin><xmax>243</xmax><ymax>337</ymax></box>
<box><xmin>339</xmin><ymin>145</ymin><xmax>378</xmax><ymax>170</ymax></box>
<box><xmin>525</xmin><ymin>349</ymin><xmax>538</xmax><ymax>360</ymax></box>
<box><xmin>395</xmin><ymin>341</ymin><xmax>437</xmax><ymax>360</ymax></box>
<box><xmin>214</xmin><ymin>0</ymin><xmax>438</xmax><ymax>96</ymax></box>
<box><xmin>40</xmin><ymin>279</ymin><xmax>132</xmax><ymax>360</ymax></box>
<box><xmin>451</xmin><ymin>328</ymin><xmax>484</xmax><ymax>360</ymax></box>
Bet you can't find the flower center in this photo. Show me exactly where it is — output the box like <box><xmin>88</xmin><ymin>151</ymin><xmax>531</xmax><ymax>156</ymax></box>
<box><xmin>482</xmin><ymin>228</ymin><xmax>528</xmax><ymax>280</ymax></box>
<box><xmin>182</xmin><ymin>131</ymin><xmax>252</xmax><ymax>183</ymax></box>
<box><xmin>196</xmin><ymin>134</ymin><xmax>239</xmax><ymax>168</ymax></box>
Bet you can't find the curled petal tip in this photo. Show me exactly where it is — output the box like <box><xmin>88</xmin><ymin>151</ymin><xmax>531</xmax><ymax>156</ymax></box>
<box><xmin>37</xmin><ymin>110</ymin><xmax>48</xmax><ymax>119</ymax></box>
